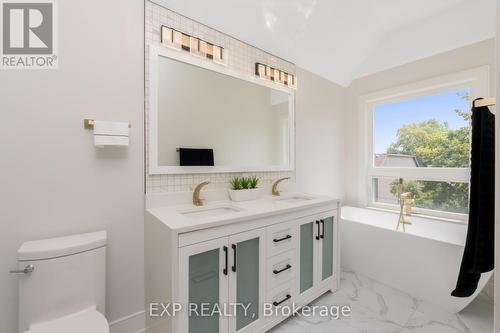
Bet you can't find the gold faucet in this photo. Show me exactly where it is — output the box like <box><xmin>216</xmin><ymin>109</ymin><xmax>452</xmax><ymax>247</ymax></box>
<box><xmin>396</xmin><ymin>178</ymin><xmax>414</xmax><ymax>231</ymax></box>
<box><xmin>272</xmin><ymin>177</ymin><xmax>290</xmax><ymax>196</ymax></box>
<box><xmin>403</xmin><ymin>193</ymin><xmax>415</xmax><ymax>216</ymax></box>
<box><xmin>193</xmin><ymin>181</ymin><xmax>210</xmax><ymax>206</ymax></box>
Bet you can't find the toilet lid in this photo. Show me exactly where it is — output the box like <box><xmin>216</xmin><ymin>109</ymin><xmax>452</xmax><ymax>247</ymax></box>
<box><xmin>26</xmin><ymin>308</ymin><xmax>109</xmax><ymax>333</ymax></box>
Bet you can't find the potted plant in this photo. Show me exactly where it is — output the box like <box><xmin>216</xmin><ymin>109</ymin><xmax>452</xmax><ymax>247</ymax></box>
<box><xmin>228</xmin><ymin>176</ymin><xmax>262</xmax><ymax>201</ymax></box>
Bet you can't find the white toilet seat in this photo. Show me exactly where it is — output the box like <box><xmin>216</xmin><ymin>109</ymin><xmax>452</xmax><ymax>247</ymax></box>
<box><xmin>25</xmin><ymin>307</ymin><xmax>109</xmax><ymax>333</ymax></box>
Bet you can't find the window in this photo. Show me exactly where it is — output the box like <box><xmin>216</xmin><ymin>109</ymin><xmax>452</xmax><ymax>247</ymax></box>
<box><xmin>363</xmin><ymin>67</ymin><xmax>489</xmax><ymax>221</ymax></box>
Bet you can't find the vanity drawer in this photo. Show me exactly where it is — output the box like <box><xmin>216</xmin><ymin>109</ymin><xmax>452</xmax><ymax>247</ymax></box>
<box><xmin>266</xmin><ymin>280</ymin><xmax>295</xmax><ymax>310</ymax></box>
<box><xmin>266</xmin><ymin>221</ymin><xmax>296</xmax><ymax>257</ymax></box>
<box><xmin>267</xmin><ymin>250</ymin><xmax>296</xmax><ymax>290</ymax></box>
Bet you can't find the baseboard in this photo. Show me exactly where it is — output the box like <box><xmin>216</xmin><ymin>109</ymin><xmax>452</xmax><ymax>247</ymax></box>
<box><xmin>109</xmin><ymin>310</ymin><xmax>146</xmax><ymax>333</ymax></box>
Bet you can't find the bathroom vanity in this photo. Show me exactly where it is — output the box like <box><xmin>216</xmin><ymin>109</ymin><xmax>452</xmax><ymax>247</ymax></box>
<box><xmin>144</xmin><ymin>21</ymin><xmax>340</xmax><ymax>333</ymax></box>
<box><xmin>145</xmin><ymin>193</ymin><xmax>340</xmax><ymax>333</ymax></box>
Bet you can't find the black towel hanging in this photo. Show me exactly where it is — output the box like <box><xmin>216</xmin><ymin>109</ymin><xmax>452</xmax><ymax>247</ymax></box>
<box><xmin>451</xmin><ymin>98</ymin><xmax>495</xmax><ymax>297</ymax></box>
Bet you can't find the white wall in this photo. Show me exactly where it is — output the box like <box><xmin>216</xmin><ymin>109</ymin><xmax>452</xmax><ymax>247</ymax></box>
<box><xmin>295</xmin><ymin>67</ymin><xmax>347</xmax><ymax>198</ymax></box>
<box><xmin>0</xmin><ymin>0</ymin><xmax>145</xmax><ymax>332</ymax></box>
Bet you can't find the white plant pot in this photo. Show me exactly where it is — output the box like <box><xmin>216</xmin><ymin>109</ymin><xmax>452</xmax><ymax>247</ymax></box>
<box><xmin>228</xmin><ymin>188</ymin><xmax>263</xmax><ymax>202</ymax></box>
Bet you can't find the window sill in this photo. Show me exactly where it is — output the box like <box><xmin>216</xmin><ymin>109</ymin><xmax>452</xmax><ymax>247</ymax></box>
<box><xmin>365</xmin><ymin>206</ymin><xmax>468</xmax><ymax>225</ymax></box>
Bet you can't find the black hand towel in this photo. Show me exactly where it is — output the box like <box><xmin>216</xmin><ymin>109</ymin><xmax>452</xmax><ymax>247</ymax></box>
<box><xmin>178</xmin><ymin>148</ymin><xmax>214</xmax><ymax>166</ymax></box>
<box><xmin>451</xmin><ymin>98</ymin><xmax>495</xmax><ymax>297</ymax></box>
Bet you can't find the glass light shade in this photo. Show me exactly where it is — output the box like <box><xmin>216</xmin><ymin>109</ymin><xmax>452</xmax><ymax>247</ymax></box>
<box><xmin>257</xmin><ymin>64</ymin><xmax>266</xmax><ymax>78</ymax></box>
<box><xmin>172</xmin><ymin>30</ymin><xmax>182</xmax><ymax>49</ymax></box>
<box><xmin>161</xmin><ymin>26</ymin><xmax>173</xmax><ymax>45</ymax></box>
<box><xmin>181</xmin><ymin>33</ymin><xmax>190</xmax><ymax>51</ymax></box>
<box><xmin>265</xmin><ymin>66</ymin><xmax>272</xmax><ymax>79</ymax></box>
<box><xmin>213</xmin><ymin>45</ymin><xmax>222</xmax><ymax>62</ymax></box>
<box><xmin>190</xmin><ymin>36</ymin><xmax>199</xmax><ymax>55</ymax></box>
<box><xmin>277</xmin><ymin>71</ymin><xmax>283</xmax><ymax>83</ymax></box>
<box><xmin>273</xmin><ymin>69</ymin><xmax>280</xmax><ymax>82</ymax></box>
<box><xmin>206</xmin><ymin>43</ymin><xmax>214</xmax><ymax>59</ymax></box>
<box><xmin>199</xmin><ymin>40</ymin><xmax>207</xmax><ymax>57</ymax></box>
<box><xmin>253</xmin><ymin>62</ymin><xmax>296</xmax><ymax>89</ymax></box>
<box><xmin>160</xmin><ymin>27</ymin><xmax>227</xmax><ymax>66</ymax></box>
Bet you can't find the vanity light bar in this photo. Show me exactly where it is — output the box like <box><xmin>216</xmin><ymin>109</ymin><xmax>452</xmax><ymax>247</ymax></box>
<box><xmin>161</xmin><ymin>26</ymin><xmax>226</xmax><ymax>65</ymax></box>
<box><xmin>255</xmin><ymin>63</ymin><xmax>296</xmax><ymax>89</ymax></box>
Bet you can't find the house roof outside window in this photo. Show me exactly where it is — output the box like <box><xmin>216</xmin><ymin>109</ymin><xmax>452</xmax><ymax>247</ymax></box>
<box><xmin>374</xmin><ymin>154</ymin><xmax>420</xmax><ymax>167</ymax></box>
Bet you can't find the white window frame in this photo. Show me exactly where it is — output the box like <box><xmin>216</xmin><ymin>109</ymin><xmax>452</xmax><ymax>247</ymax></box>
<box><xmin>359</xmin><ymin>66</ymin><xmax>490</xmax><ymax>222</ymax></box>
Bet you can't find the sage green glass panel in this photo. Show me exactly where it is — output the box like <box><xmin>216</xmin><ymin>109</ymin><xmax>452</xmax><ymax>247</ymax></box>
<box><xmin>189</xmin><ymin>248</ymin><xmax>219</xmax><ymax>333</ymax></box>
<box><xmin>322</xmin><ymin>217</ymin><xmax>334</xmax><ymax>280</ymax></box>
<box><xmin>300</xmin><ymin>223</ymin><xmax>314</xmax><ymax>293</ymax></box>
<box><xmin>236</xmin><ymin>238</ymin><xmax>259</xmax><ymax>330</ymax></box>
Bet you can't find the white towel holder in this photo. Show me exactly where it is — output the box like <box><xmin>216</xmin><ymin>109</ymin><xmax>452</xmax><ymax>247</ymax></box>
<box><xmin>84</xmin><ymin>119</ymin><xmax>131</xmax><ymax>130</ymax></box>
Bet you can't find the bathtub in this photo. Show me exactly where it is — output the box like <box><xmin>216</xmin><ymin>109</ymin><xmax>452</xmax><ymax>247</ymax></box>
<box><xmin>341</xmin><ymin>206</ymin><xmax>492</xmax><ymax>313</ymax></box>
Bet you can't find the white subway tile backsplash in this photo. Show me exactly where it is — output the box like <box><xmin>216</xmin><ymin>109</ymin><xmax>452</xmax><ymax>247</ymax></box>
<box><xmin>145</xmin><ymin>1</ymin><xmax>295</xmax><ymax>193</ymax></box>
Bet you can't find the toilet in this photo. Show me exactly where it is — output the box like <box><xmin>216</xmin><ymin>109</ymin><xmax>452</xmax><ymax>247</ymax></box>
<box><xmin>15</xmin><ymin>231</ymin><xmax>109</xmax><ymax>333</ymax></box>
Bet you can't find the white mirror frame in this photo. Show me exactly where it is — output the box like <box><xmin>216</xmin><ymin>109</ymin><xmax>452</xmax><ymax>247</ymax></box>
<box><xmin>148</xmin><ymin>44</ymin><xmax>296</xmax><ymax>175</ymax></box>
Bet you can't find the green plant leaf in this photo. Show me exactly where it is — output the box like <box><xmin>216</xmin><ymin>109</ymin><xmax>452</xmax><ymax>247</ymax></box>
<box><xmin>230</xmin><ymin>177</ymin><xmax>243</xmax><ymax>190</ymax></box>
<box><xmin>240</xmin><ymin>177</ymin><xmax>250</xmax><ymax>189</ymax></box>
<box><xmin>249</xmin><ymin>176</ymin><xmax>259</xmax><ymax>189</ymax></box>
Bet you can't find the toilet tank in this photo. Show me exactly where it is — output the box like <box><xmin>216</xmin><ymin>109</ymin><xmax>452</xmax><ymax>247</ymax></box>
<box><xmin>17</xmin><ymin>231</ymin><xmax>107</xmax><ymax>333</ymax></box>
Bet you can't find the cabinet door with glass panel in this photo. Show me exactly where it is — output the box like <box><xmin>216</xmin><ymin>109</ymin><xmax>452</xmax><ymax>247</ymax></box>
<box><xmin>178</xmin><ymin>229</ymin><xmax>266</xmax><ymax>333</ymax></box>
<box><xmin>228</xmin><ymin>229</ymin><xmax>266</xmax><ymax>333</ymax></box>
<box><xmin>296</xmin><ymin>211</ymin><xmax>338</xmax><ymax>302</ymax></box>
<box><xmin>297</xmin><ymin>217</ymin><xmax>318</xmax><ymax>302</ymax></box>
<box><xmin>316</xmin><ymin>212</ymin><xmax>337</xmax><ymax>290</ymax></box>
<box><xmin>178</xmin><ymin>237</ymin><xmax>229</xmax><ymax>333</ymax></box>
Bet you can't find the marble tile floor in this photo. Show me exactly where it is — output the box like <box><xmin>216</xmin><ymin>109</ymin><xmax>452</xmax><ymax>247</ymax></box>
<box><xmin>270</xmin><ymin>271</ymin><xmax>493</xmax><ymax>333</ymax></box>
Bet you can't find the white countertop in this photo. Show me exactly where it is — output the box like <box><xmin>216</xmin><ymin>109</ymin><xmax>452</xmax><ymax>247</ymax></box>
<box><xmin>146</xmin><ymin>192</ymin><xmax>339</xmax><ymax>234</ymax></box>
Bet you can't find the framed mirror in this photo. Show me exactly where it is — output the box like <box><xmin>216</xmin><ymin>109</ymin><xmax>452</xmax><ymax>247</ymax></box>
<box><xmin>148</xmin><ymin>45</ymin><xmax>295</xmax><ymax>174</ymax></box>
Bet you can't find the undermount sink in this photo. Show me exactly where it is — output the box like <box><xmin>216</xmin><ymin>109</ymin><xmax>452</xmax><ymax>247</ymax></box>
<box><xmin>179</xmin><ymin>205</ymin><xmax>244</xmax><ymax>219</ymax></box>
<box><xmin>274</xmin><ymin>194</ymin><xmax>315</xmax><ymax>204</ymax></box>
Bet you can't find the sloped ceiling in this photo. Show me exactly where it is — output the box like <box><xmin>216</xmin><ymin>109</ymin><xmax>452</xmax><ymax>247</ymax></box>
<box><xmin>152</xmin><ymin>0</ymin><xmax>495</xmax><ymax>87</ymax></box>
